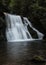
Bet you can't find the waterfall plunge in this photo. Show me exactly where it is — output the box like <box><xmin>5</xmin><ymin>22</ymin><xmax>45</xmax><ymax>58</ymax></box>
<box><xmin>5</xmin><ymin>13</ymin><xmax>44</xmax><ymax>42</ymax></box>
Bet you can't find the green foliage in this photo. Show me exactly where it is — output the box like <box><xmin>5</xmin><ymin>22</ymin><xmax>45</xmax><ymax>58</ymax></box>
<box><xmin>0</xmin><ymin>0</ymin><xmax>46</xmax><ymax>30</ymax></box>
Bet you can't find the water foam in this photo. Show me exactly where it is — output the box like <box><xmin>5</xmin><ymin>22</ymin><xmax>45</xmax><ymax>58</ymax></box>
<box><xmin>5</xmin><ymin>13</ymin><xmax>44</xmax><ymax>42</ymax></box>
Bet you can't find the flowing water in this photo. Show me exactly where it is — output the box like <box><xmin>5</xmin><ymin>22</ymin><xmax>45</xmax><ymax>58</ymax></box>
<box><xmin>0</xmin><ymin>13</ymin><xmax>46</xmax><ymax>65</ymax></box>
<box><xmin>5</xmin><ymin>13</ymin><xmax>44</xmax><ymax>42</ymax></box>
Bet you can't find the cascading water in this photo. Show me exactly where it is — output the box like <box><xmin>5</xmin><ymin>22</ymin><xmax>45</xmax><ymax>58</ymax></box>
<box><xmin>5</xmin><ymin>13</ymin><xmax>44</xmax><ymax>42</ymax></box>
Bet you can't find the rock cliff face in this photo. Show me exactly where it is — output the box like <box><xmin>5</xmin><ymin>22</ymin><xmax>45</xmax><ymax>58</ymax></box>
<box><xmin>0</xmin><ymin>4</ymin><xmax>46</xmax><ymax>41</ymax></box>
<box><xmin>0</xmin><ymin>12</ymin><xmax>7</xmax><ymax>41</ymax></box>
<box><xmin>0</xmin><ymin>4</ymin><xmax>10</xmax><ymax>41</ymax></box>
<box><xmin>31</xmin><ymin>16</ymin><xmax>46</xmax><ymax>39</ymax></box>
<box><xmin>0</xmin><ymin>13</ymin><xmax>46</xmax><ymax>41</ymax></box>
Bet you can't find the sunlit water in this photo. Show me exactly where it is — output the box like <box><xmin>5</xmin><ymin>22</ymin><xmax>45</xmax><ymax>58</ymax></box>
<box><xmin>5</xmin><ymin>13</ymin><xmax>44</xmax><ymax>42</ymax></box>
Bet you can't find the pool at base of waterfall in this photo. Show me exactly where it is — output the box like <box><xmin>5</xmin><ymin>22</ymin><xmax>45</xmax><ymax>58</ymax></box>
<box><xmin>0</xmin><ymin>40</ymin><xmax>46</xmax><ymax>65</ymax></box>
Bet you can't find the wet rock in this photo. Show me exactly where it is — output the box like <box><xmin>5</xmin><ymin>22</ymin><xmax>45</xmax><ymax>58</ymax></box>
<box><xmin>31</xmin><ymin>55</ymin><xmax>46</xmax><ymax>63</ymax></box>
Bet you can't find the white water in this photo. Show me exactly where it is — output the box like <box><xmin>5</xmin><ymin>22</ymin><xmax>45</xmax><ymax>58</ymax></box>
<box><xmin>5</xmin><ymin>13</ymin><xmax>44</xmax><ymax>42</ymax></box>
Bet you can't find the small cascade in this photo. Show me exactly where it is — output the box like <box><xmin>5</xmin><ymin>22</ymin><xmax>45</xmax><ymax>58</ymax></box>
<box><xmin>5</xmin><ymin>13</ymin><xmax>44</xmax><ymax>42</ymax></box>
<box><xmin>23</xmin><ymin>17</ymin><xmax>44</xmax><ymax>40</ymax></box>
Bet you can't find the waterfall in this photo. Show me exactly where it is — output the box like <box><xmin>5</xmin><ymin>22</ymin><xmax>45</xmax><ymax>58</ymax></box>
<box><xmin>5</xmin><ymin>13</ymin><xmax>44</xmax><ymax>42</ymax></box>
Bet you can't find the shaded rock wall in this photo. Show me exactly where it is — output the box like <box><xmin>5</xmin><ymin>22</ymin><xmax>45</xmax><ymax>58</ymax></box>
<box><xmin>0</xmin><ymin>12</ymin><xmax>7</xmax><ymax>41</ymax></box>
